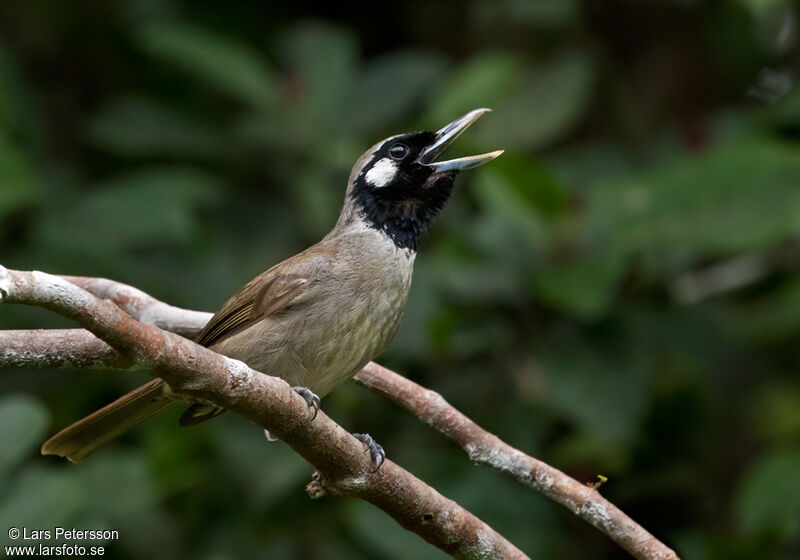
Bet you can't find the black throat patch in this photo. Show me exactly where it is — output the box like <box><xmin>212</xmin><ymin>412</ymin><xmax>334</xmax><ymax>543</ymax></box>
<box><xmin>350</xmin><ymin>170</ymin><xmax>457</xmax><ymax>251</ymax></box>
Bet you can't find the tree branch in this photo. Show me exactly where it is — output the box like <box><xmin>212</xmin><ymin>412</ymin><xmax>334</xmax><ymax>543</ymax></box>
<box><xmin>59</xmin><ymin>275</ymin><xmax>212</xmax><ymax>338</ymax></box>
<box><xmin>0</xmin><ymin>328</ymin><xmax>135</xmax><ymax>370</ymax></box>
<box><xmin>0</xmin><ymin>268</ymin><xmax>680</xmax><ymax>560</ymax></box>
<box><xmin>354</xmin><ymin>363</ymin><xmax>678</xmax><ymax>560</ymax></box>
<box><xmin>0</xmin><ymin>266</ymin><xmax>526</xmax><ymax>560</ymax></box>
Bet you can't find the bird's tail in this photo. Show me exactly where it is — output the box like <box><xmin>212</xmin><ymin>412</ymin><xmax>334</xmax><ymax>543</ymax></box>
<box><xmin>41</xmin><ymin>378</ymin><xmax>177</xmax><ymax>463</ymax></box>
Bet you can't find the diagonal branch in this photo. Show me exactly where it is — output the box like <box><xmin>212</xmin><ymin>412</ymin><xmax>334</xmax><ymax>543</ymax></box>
<box><xmin>59</xmin><ymin>275</ymin><xmax>212</xmax><ymax>338</ymax></box>
<box><xmin>354</xmin><ymin>363</ymin><xmax>677</xmax><ymax>560</ymax></box>
<box><xmin>0</xmin><ymin>269</ymin><xmax>680</xmax><ymax>560</ymax></box>
<box><xmin>0</xmin><ymin>266</ymin><xmax>526</xmax><ymax>560</ymax></box>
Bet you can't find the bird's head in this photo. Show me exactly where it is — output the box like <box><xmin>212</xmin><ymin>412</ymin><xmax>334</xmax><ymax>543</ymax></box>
<box><xmin>340</xmin><ymin>108</ymin><xmax>502</xmax><ymax>251</ymax></box>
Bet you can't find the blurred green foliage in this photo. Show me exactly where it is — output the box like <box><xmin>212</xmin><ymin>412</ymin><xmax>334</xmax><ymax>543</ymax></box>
<box><xmin>1</xmin><ymin>1</ymin><xmax>800</xmax><ymax>558</ymax></box>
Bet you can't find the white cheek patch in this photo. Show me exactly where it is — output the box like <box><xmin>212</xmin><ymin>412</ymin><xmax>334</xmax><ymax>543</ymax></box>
<box><xmin>364</xmin><ymin>157</ymin><xmax>398</xmax><ymax>188</ymax></box>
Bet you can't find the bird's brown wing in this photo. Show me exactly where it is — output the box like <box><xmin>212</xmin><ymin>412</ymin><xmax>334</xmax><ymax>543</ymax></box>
<box><xmin>195</xmin><ymin>266</ymin><xmax>312</xmax><ymax>348</ymax></box>
<box><xmin>181</xmin><ymin>261</ymin><xmax>316</xmax><ymax>426</ymax></box>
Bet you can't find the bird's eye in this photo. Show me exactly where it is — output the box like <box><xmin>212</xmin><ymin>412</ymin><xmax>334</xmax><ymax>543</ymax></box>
<box><xmin>389</xmin><ymin>143</ymin><xmax>409</xmax><ymax>160</ymax></box>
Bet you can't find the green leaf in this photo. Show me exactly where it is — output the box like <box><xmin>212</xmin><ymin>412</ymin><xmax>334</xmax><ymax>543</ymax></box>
<box><xmin>749</xmin><ymin>382</ymin><xmax>800</xmax><ymax>441</ymax></box>
<box><xmin>291</xmin><ymin>166</ymin><xmax>344</xmax><ymax>238</ymax></box>
<box><xmin>0</xmin><ymin>467</ymin><xmax>84</xmax><ymax>536</ymax></box>
<box><xmin>210</xmin><ymin>426</ymin><xmax>309</xmax><ymax>510</ymax></box>
<box><xmin>85</xmin><ymin>96</ymin><xmax>223</xmax><ymax>157</ymax></box>
<box><xmin>538</xmin><ymin>336</ymin><xmax>649</xmax><ymax>443</ymax></box>
<box><xmin>471</xmin><ymin>0</ymin><xmax>580</xmax><ymax>28</ymax></box>
<box><xmin>769</xmin><ymin>88</ymin><xmax>800</xmax><ymax>127</ymax></box>
<box><xmin>347</xmin><ymin>500</ymin><xmax>448</xmax><ymax>560</ymax></box>
<box><xmin>429</xmin><ymin>309</ymin><xmax>515</xmax><ymax>359</ymax></box>
<box><xmin>548</xmin><ymin>432</ymin><xmax>629</xmax><ymax>473</ymax></box>
<box><xmin>76</xmin><ymin>453</ymin><xmax>179</xmax><ymax>556</ymax></box>
<box><xmin>0</xmin><ymin>47</ymin><xmax>17</xmax><ymax>133</ymax></box>
<box><xmin>485</xmin><ymin>154</ymin><xmax>569</xmax><ymax>217</ymax></box>
<box><xmin>546</xmin><ymin>141</ymin><xmax>635</xmax><ymax>194</ymax></box>
<box><xmin>704</xmin><ymin>1</ymin><xmax>760</xmax><ymax>86</ymax></box>
<box><xmin>470</xmin><ymin>166</ymin><xmax>550</xmax><ymax>248</ymax></box>
<box><xmin>479</xmin><ymin>49</ymin><xmax>594</xmax><ymax>151</ymax></box>
<box><xmin>426</xmin><ymin>52</ymin><xmax>521</xmax><ymax>126</ymax></box>
<box><xmin>348</xmin><ymin>50</ymin><xmax>447</xmax><ymax>134</ymax></box>
<box><xmin>735</xmin><ymin>446</ymin><xmax>800</xmax><ymax>537</ymax></box>
<box><xmin>137</xmin><ymin>22</ymin><xmax>276</xmax><ymax>109</ymax></box>
<box><xmin>0</xmin><ymin>44</ymin><xmax>43</xmax><ymax>149</ymax></box>
<box><xmin>38</xmin><ymin>167</ymin><xmax>219</xmax><ymax>252</ymax></box>
<box><xmin>723</xmin><ymin>279</ymin><xmax>800</xmax><ymax>341</ymax></box>
<box><xmin>0</xmin><ymin>133</ymin><xmax>39</xmax><ymax>224</ymax></box>
<box><xmin>532</xmin><ymin>248</ymin><xmax>626</xmax><ymax>318</ymax></box>
<box><xmin>441</xmin><ymin>467</ymin><xmax>555</xmax><ymax>557</ymax></box>
<box><xmin>587</xmin><ymin>139</ymin><xmax>800</xmax><ymax>267</ymax></box>
<box><xmin>0</xmin><ymin>395</ymin><xmax>49</xmax><ymax>478</ymax></box>
<box><xmin>278</xmin><ymin>22</ymin><xmax>357</xmax><ymax>128</ymax></box>
<box><xmin>428</xmin><ymin>50</ymin><xmax>593</xmax><ymax>151</ymax></box>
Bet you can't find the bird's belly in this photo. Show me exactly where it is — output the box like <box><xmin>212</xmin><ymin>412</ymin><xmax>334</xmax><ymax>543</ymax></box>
<box><xmin>213</xmin><ymin>289</ymin><xmax>408</xmax><ymax>397</ymax></box>
<box><xmin>291</xmin><ymin>292</ymin><xmax>408</xmax><ymax>396</ymax></box>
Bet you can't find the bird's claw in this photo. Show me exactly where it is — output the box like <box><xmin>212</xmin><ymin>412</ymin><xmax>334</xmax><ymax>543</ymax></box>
<box><xmin>264</xmin><ymin>387</ymin><xmax>319</xmax><ymax>442</ymax></box>
<box><xmin>351</xmin><ymin>433</ymin><xmax>385</xmax><ymax>470</ymax></box>
<box><xmin>293</xmin><ymin>386</ymin><xmax>321</xmax><ymax>420</ymax></box>
<box><xmin>264</xmin><ymin>428</ymin><xmax>279</xmax><ymax>442</ymax></box>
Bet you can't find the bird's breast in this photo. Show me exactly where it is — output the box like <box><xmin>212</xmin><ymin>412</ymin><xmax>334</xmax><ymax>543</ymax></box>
<box><xmin>217</xmin><ymin>229</ymin><xmax>415</xmax><ymax>397</ymax></box>
<box><xmin>297</xmin><ymin>246</ymin><xmax>414</xmax><ymax>395</ymax></box>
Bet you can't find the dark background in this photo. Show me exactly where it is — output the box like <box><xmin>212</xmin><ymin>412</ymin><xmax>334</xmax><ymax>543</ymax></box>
<box><xmin>1</xmin><ymin>1</ymin><xmax>800</xmax><ymax>558</ymax></box>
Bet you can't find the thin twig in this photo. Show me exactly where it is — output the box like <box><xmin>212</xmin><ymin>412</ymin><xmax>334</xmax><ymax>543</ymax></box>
<box><xmin>355</xmin><ymin>363</ymin><xmax>679</xmax><ymax>560</ymax></box>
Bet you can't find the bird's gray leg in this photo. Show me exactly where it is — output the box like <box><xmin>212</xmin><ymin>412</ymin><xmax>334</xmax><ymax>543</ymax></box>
<box><xmin>351</xmin><ymin>433</ymin><xmax>386</xmax><ymax>470</ymax></box>
<box><xmin>292</xmin><ymin>386</ymin><xmax>321</xmax><ymax>419</ymax></box>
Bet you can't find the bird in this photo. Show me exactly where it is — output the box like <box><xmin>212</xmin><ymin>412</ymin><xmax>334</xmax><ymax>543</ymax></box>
<box><xmin>41</xmin><ymin>108</ymin><xmax>503</xmax><ymax>464</ymax></box>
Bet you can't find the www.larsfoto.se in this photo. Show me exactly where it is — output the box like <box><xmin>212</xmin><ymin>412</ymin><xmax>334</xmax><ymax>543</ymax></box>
<box><xmin>4</xmin><ymin>543</ymin><xmax>106</xmax><ymax>556</ymax></box>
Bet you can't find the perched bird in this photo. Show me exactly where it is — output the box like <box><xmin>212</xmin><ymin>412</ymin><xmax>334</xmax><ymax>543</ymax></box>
<box><xmin>42</xmin><ymin>109</ymin><xmax>502</xmax><ymax>464</ymax></box>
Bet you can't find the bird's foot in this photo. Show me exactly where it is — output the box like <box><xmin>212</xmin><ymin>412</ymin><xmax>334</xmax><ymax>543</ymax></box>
<box><xmin>351</xmin><ymin>433</ymin><xmax>385</xmax><ymax>470</ymax></box>
<box><xmin>293</xmin><ymin>386</ymin><xmax>321</xmax><ymax>420</ymax></box>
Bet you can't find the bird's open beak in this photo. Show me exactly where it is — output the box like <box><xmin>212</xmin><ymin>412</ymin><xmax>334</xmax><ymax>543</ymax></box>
<box><xmin>417</xmin><ymin>108</ymin><xmax>503</xmax><ymax>172</ymax></box>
